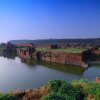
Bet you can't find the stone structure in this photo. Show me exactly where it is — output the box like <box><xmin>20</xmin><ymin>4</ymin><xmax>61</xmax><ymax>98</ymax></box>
<box><xmin>16</xmin><ymin>43</ymin><xmax>89</xmax><ymax>67</ymax></box>
<box><xmin>38</xmin><ymin>51</ymin><xmax>88</xmax><ymax>67</ymax></box>
<box><xmin>1</xmin><ymin>42</ymin><xmax>100</xmax><ymax>68</ymax></box>
<box><xmin>17</xmin><ymin>50</ymin><xmax>88</xmax><ymax>67</ymax></box>
<box><xmin>17</xmin><ymin>43</ymin><xmax>36</xmax><ymax>59</ymax></box>
<box><xmin>2</xmin><ymin>42</ymin><xmax>99</xmax><ymax>68</ymax></box>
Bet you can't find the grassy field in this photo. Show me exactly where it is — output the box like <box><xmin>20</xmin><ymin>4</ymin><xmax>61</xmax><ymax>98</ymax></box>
<box><xmin>36</xmin><ymin>47</ymin><xmax>87</xmax><ymax>53</ymax></box>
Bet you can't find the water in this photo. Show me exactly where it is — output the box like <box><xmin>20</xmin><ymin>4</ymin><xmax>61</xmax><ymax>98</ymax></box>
<box><xmin>0</xmin><ymin>57</ymin><xmax>100</xmax><ymax>92</ymax></box>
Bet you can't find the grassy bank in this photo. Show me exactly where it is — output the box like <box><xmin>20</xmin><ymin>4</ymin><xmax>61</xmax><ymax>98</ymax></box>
<box><xmin>0</xmin><ymin>79</ymin><xmax>100</xmax><ymax>100</ymax></box>
<box><xmin>36</xmin><ymin>48</ymin><xmax>87</xmax><ymax>53</ymax></box>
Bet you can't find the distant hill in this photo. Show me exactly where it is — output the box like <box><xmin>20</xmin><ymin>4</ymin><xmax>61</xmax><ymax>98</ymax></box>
<box><xmin>10</xmin><ymin>38</ymin><xmax>100</xmax><ymax>45</ymax></box>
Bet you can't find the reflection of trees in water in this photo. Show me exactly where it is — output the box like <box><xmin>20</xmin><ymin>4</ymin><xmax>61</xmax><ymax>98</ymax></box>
<box><xmin>21</xmin><ymin>58</ymin><xmax>37</xmax><ymax>67</ymax></box>
<box><xmin>2</xmin><ymin>42</ymin><xmax>17</xmax><ymax>59</ymax></box>
<box><xmin>0</xmin><ymin>49</ymin><xmax>16</xmax><ymax>59</ymax></box>
<box><xmin>3</xmin><ymin>52</ymin><xmax>16</xmax><ymax>59</ymax></box>
<box><xmin>89</xmin><ymin>62</ymin><xmax>100</xmax><ymax>67</ymax></box>
<box><xmin>21</xmin><ymin>58</ymin><xmax>85</xmax><ymax>75</ymax></box>
<box><xmin>40</xmin><ymin>61</ymin><xmax>85</xmax><ymax>75</ymax></box>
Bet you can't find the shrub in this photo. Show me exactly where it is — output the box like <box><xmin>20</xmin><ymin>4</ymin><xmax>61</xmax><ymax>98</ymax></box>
<box><xmin>66</xmin><ymin>95</ymin><xmax>75</xmax><ymax>100</ymax></box>
<box><xmin>73</xmin><ymin>86</ymin><xmax>84</xmax><ymax>100</ymax></box>
<box><xmin>48</xmin><ymin>80</ymin><xmax>67</xmax><ymax>92</ymax></box>
<box><xmin>0</xmin><ymin>94</ymin><xmax>17</xmax><ymax>100</ymax></box>
<box><xmin>96</xmin><ymin>88</ymin><xmax>100</xmax><ymax>100</ymax></box>
<box><xmin>58</xmin><ymin>82</ymin><xmax>72</xmax><ymax>95</ymax></box>
<box><xmin>67</xmin><ymin>86</ymin><xmax>84</xmax><ymax>100</ymax></box>
<box><xmin>78</xmin><ymin>79</ymin><xmax>90</xmax><ymax>84</ymax></box>
<box><xmin>48</xmin><ymin>80</ymin><xmax>85</xmax><ymax>100</ymax></box>
<box><xmin>87</xmin><ymin>82</ymin><xmax>100</xmax><ymax>95</ymax></box>
<box><xmin>41</xmin><ymin>92</ymin><xmax>66</xmax><ymax>100</ymax></box>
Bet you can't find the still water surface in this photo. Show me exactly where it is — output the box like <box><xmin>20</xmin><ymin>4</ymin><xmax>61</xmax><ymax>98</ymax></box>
<box><xmin>0</xmin><ymin>57</ymin><xmax>100</xmax><ymax>92</ymax></box>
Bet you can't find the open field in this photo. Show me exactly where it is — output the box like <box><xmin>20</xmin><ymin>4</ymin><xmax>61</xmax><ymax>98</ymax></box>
<box><xmin>36</xmin><ymin>47</ymin><xmax>87</xmax><ymax>53</ymax></box>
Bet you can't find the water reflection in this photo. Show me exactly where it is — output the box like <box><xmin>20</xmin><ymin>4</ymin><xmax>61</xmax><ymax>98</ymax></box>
<box><xmin>20</xmin><ymin>58</ymin><xmax>85</xmax><ymax>75</ymax></box>
<box><xmin>0</xmin><ymin>50</ymin><xmax>88</xmax><ymax>75</ymax></box>
<box><xmin>0</xmin><ymin>53</ymin><xmax>100</xmax><ymax>92</ymax></box>
<box><xmin>0</xmin><ymin>50</ymin><xmax>99</xmax><ymax>76</ymax></box>
<box><xmin>0</xmin><ymin>49</ymin><xmax>16</xmax><ymax>59</ymax></box>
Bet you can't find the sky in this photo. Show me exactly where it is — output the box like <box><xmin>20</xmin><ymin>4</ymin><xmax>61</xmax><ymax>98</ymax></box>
<box><xmin>0</xmin><ymin>0</ymin><xmax>100</xmax><ymax>43</ymax></box>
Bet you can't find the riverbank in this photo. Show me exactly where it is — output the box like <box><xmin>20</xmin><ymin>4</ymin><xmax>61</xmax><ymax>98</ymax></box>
<box><xmin>0</xmin><ymin>79</ymin><xmax>100</xmax><ymax>100</ymax></box>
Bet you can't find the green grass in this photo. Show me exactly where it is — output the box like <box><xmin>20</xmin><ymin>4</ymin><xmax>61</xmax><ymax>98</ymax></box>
<box><xmin>36</xmin><ymin>48</ymin><xmax>87</xmax><ymax>53</ymax></box>
<box><xmin>41</xmin><ymin>79</ymin><xmax>100</xmax><ymax>100</ymax></box>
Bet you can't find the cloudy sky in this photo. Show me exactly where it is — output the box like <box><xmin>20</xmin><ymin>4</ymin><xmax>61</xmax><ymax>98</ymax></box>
<box><xmin>0</xmin><ymin>0</ymin><xmax>100</xmax><ymax>42</ymax></box>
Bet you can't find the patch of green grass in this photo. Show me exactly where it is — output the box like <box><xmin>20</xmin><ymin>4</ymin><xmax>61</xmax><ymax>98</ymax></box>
<box><xmin>36</xmin><ymin>48</ymin><xmax>87</xmax><ymax>53</ymax></box>
<box><xmin>51</xmin><ymin>48</ymin><xmax>87</xmax><ymax>53</ymax></box>
<box><xmin>36</xmin><ymin>48</ymin><xmax>49</xmax><ymax>52</ymax></box>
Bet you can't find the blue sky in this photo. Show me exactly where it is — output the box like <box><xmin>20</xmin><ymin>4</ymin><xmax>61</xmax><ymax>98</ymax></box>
<box><xmin>0</xmin><ymin>0</ymin><xmax>100</xmax><ymax>42</ymax></box>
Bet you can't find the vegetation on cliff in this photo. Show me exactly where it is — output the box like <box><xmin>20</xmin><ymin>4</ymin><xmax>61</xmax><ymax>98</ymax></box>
<box><xmin>0</xmin><ymin>79</ymin><xmax>100</xmax><ymax>100</ymax></box>
<box><xmin>36</xmin><ymin>48</ymin><xmax>87</xmax><ymax>53</ymax></box>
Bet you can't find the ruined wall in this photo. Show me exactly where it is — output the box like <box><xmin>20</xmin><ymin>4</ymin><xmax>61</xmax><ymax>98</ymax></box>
<box><xmin>17</xmin><ymin>48</ymin><xmax>88</xmax><ymax>67</ymax></box>
<box><xmin>17</xmin><ymin>48</ymin><xmax>31</xmax><ymax>59</ymax></box>
<box><xmin>40</xmin><ymin>51</ymin><xmax>87</xmax><ymax>67</ymax></box>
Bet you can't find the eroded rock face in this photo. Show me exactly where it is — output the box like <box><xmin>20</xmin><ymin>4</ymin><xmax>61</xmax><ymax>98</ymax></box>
<box><xmin>96</xmin><ymin>77</ymin><xmax>100</xmax><ymax>83</ymax></box>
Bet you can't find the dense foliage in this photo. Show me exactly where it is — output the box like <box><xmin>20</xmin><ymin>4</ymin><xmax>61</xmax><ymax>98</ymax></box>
<box><xmin>0</xmin><ymin>94</ymin><xmax>17</xmax><ymax>100</ymax></box>
<box><xmin>41</xmin><ymin>79</ymin><xmax>100</xmax><ymax>100</ymax></box>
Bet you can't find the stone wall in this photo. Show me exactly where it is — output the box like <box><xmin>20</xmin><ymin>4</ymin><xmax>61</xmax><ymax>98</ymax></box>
<box><xmin>40</xmin><ymin>51</ymin><xmax>87</xmax><ymax>67</ymax></box>
<box><xmin>17</xmin><ymin>48</ymin><xmax>88</xmax><ymax>67</ymax></box>
<box><xmin>17</xmin><ymin>48</ymin><xmax>31</xmax><ymax>59</ymax></box>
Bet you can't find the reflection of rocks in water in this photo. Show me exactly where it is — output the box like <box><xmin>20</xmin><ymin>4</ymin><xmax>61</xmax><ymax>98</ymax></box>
<box><xmin>0</xmin><ymin>49</ymin><xmax>16</xmax><ymax>59</ymax></box>
<box><xmin>20</xmin><ymin>58</ymin><xmax>85</xmax><ymax>75</ymax></box>
<box><xmin>89</xmin><ymin>61</ymin><xmax>100</xmax><ymax>67</ymax></box>
<box><xmin>3</xmin><ymin>52</ymin><xmax>16</xmax><ymax>59</ymax></box>
<box><xmin>0</xmin><ymin>48</ymin><xmax>17</xmax><ymax>59</ymax></box>
<box><xmin>0</xmin><ymin>48</ymin><xmax>4</xmax><ymax>56</ymax></box>
<box><xmin>40</xmin><ymin>61</ymin><xmax>85</xmax><ymax>75</ymax></box>
<box><xmin>20</xmin><ymin>58</ymin><xmax>37</xmax><ymax>66</ymax></box>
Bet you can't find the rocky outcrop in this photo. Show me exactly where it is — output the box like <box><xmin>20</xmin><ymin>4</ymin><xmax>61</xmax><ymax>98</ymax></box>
<box><xmin>39</xmin><ymin>51</ymin><xmax>88</xmax><ymax>67</ymax></box>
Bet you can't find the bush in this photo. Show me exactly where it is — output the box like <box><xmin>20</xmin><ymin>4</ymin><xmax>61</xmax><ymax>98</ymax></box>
<box><xmin>69</xmin><ymin>86</ymin><xmax>84</xmax><ymax>100</ymax></box>
<box><xmin>0</xmin><ymin>94</ymin><xmax>17</xmax><ymax>100</ymax></box>
<box><xmin>78</xmin><ymin>79</ymin><xmax>90</xmax><ymax>84</ymax></box>
<box><xmin>48</xmin><ymin>80</ymin><xmax>85</xmax><ymax>100</ymax></box>
<box><xmin>87</xmin><ymin>82</ymin><xmax>100</xmax><ymax>95</ymax></box>
<box><xmin>41</xmin><ymin>92</ymin><xmax>66</xmax><ymax>100</ymax></box>
<box><xmin>48</xmin><ymin>80</ymin><xmax>67</xmax><ymax>92</ymax></box>
<box><xmin>58</xmin><ymin>82</ymin><xmax>72</xmax><ymax>95</ymax></box>
<box><xmin>96</xmin><ymin>88</ymin><xmax>100</xmax><ymax>100</ymax></box>
<box><xmin>71</xmin><ymin>79</ymin><xmax>89</xmax><ymax>89</ymax></box>
<box><xmin>66</xmin><ymin>95</ymin><xmax>75</xmax><ymax>100</ymax></box>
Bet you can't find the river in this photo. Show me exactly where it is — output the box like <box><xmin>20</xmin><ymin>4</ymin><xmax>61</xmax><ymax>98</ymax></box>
<box><xmin>0</xmin><ymin>56</ymin><xmax>100</xmax><ymax>92</ymax></box>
